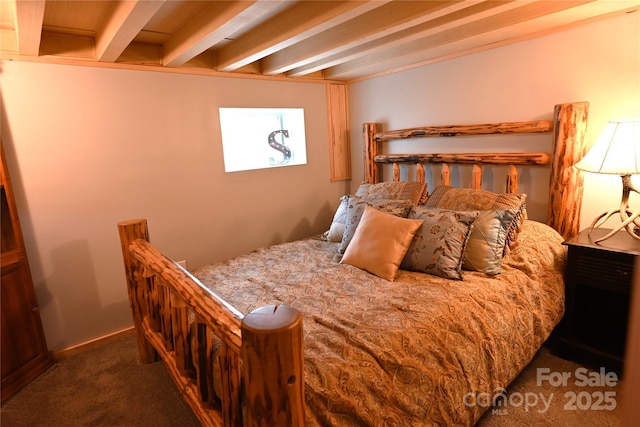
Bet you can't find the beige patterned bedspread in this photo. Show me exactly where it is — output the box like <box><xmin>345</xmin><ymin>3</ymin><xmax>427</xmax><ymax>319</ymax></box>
<box><xmin>193</xmin><ymin>220</ymin><xmax>566</xmax><ymax>426</ymax></box>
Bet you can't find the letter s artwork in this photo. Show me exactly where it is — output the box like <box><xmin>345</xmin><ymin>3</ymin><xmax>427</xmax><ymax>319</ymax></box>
<box><xmin>268</xmin><ymin>129</ymin><xmax>291</xmax><ymax>165</ymax></box>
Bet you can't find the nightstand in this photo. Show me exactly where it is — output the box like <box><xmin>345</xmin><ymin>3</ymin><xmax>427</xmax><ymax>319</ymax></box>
<box><xmin>551</xmin><ymin>228</ymin><xmax>638</xmax><ymax>376</ymax></box>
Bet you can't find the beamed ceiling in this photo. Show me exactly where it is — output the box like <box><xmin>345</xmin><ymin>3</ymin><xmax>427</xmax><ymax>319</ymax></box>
<box><xmin>0</xmin><ymin>1</ymin><xmax>638</xmax><ymax>83</ymax></box>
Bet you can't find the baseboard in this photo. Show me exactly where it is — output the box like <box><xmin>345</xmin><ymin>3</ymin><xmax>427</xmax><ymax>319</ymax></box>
<box><xmin>54</xmin><ymin>326</ymin><xmax>135</xmax><ymax>358</ymax></box>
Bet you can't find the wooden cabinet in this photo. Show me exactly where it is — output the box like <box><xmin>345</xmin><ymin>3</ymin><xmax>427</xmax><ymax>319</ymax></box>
<box><xmin>1</xmin><ymin>142</ymin><xmax>53</xmax><ymax>402</ymax></box>
<box><xmin>551</xmin><ymin>228</ymin><xmax>636</xmax><ymax>376</ymax></box>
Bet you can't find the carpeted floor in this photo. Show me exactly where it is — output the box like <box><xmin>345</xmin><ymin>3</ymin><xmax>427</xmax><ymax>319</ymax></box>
<box><xmin>1</xmin><ymin>330</ymin><xmax>200</xmax><ymax>427</ymax></box>
<box><xmin>475</xmin><ymin>349</ymin><xmax>623</xmax><ymax>427</ymax></box>
<box><xmin>1</xmin><ymin>329</ymin><xmax>623</xmax><ymax>426</ymax></box>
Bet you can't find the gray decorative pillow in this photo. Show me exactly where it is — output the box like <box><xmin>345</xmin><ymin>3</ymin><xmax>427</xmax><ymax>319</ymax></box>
<box><xmin>323</xmin><ymin>195</ymin><xmax>349</xmax><ymax>242</ymax></box>
<box><xmin>338</xmin><ymin>196</ymin><xmax>413</xmax><ymax>254</ymax></box>
<box><xmin>401</xmin><ymin>207</ymin><xmax>478</xmax><ymax>280</ymax></box>
<box><xmin>463</xmin><ymin>209</ymin><xmax>517</xmax><ymax>275</ymax></box>
<box><xmin>425</xmin><ymin>185</ymin><xmax>526</xmax><ymax>251</ymax></box>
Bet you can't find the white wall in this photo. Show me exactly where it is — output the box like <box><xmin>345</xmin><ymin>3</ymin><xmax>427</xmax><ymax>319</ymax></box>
<box><xmin>348</xmin><ymin>11</ymin><xmax>640</xmax><ymax>228</ymax></box>
<box><xmin>0</xmin><ymin>63</ymin><xmax>348</xmax><ymax>351</ymax></box>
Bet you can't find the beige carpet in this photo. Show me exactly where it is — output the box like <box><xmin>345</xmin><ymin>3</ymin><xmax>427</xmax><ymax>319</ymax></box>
<box><xmin>476</xmin><ymin>348</ymin><xmax>623</xmax><ymax>427</ymax></box>
<box><xmin>1</xmin><ymin>330</ymin><xmax>200</xmax><ymax>426</ymax></box>
<box><xmin>1</xmin><ymin>330</ymin><xmax>623</xmax><ymax>426</ymax></box>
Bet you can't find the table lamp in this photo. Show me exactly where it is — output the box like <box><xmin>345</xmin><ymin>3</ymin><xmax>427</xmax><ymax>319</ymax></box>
<box><xmin>575</xmin><ymin>118</ymin><xmax>640</xmax><ymax>243</ymax></box>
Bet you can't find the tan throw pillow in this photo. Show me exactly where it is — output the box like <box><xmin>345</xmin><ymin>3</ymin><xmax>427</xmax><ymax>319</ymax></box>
<box><xmin>338</xmin><ymin>196</ymin><xmax>413</xmax><ymax>254</ymax></box>
<box><xmin>325</xmin><ymin>182</ymin><xmax>426</xmax><ymax>243</ymax></box>
<box><xmin>340</xmin><ymin>206</ymin><xmax>423</xmax><ymax>281</ymax></box>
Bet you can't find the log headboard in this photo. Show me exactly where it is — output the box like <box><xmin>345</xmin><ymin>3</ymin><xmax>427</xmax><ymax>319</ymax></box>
<box><xmin>362</xmin><ymin>101</ymin><xmax>589</xmax><ymax>240</ymax></box>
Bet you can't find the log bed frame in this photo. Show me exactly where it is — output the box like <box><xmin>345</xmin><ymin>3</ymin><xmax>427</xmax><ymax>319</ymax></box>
<box><xmin>118</xmin><ymin>101</ymin><xmax>589</xmax><ymax>427</ymax></box>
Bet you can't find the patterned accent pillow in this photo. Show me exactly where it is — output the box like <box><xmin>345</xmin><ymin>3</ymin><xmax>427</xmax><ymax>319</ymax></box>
<box><xmin>463</xmin><ymin>209</ymin><xmax>517</xmax><ymax>275</ymax></box>
<box><xmin>425</xmin><ymin>186</ymin><xmax>526</xmax><ymax>250</ymax></box>
<box><xmin>356</xmin><ymin>181</ymin><xmax>428</xmax><ymax>205</ymax></box>
<box><xmin>340</xmin><ymin>206</ymin><xmax>424</xmax><ymax>281</ymax></box>
<box><xmin>338</xmin><ymin>196</ymin><xmax>413</xmax><ymax>254</ymax></box>
<box><xmin>400</xmin><ymin>207</ymin><xmax>478</xmax><ymax>280</ymax></box>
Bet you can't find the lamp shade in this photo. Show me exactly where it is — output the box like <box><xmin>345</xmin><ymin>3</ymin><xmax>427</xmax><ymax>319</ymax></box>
<box><xmin>575</xmin><ymin>118</ymin><xmax>640</xmax><ymax>175</ymax></box>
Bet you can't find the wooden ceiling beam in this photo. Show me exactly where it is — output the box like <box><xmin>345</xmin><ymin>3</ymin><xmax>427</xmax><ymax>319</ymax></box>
<box><xmin>2</xmin><ymin>0</ymin><xmax>637</xmax><ymax>82</ymax></box>
<box><xmin>13</xmin><ymin>0</ymin><xmax>45</xmax><ymax>56</ymax></box>
<box><xmin>162</xmin><ymin>0</ymin><xmax>281</xmax><ymax>68</ymax></box>
<box><xmin>261</xmin><ymin>0</ymin><xmax>482</xmax><ymax>76</ymax></box>
<box><xmin>336</xmin><ymin>1</ymin><xmax>639</xmax><ymax>82</ymax></box>
<box><xmin>287</xmin><ymin>0</ymin><xmax>513</xmax><ymax>78</ymax></box>
<box><xmin>326</xmin><ymin>0</ymin><xmax>595</xmax><ymax>80</ymax></box>
<box><xmin>215</xmin><ymin>1</ymin><xmax>388</xmax><ymax>72</ymax></box>
<box><xmin>96</xmin><ymin>0</ymin><xmax>166</xmax><ymax>63</ymax></box>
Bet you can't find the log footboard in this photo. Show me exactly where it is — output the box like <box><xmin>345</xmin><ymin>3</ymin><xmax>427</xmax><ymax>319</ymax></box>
<box><xmin>118</xmin><ymin>219</ymin><xmax>305</xmax><ymax>427</ymax></box>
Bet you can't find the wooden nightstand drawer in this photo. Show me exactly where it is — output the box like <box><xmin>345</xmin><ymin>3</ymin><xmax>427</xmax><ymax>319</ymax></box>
<box><xmin>572</xmin><ymin>250</ymin><xmax>633</xmax><ymax>293</ymax></box>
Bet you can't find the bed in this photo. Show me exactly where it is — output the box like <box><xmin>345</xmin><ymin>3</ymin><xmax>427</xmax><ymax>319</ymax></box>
<box><xmin>118</xmin><ymin>101</ymin><xmax>589</xmax><ymax>426</ymax></box>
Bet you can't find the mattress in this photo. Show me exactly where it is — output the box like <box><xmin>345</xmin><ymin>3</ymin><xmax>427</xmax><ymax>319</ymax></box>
<box><xmin>192</xmin><ymin>219</ymin><xmax>566</xmax><ymax>426</ymax></box>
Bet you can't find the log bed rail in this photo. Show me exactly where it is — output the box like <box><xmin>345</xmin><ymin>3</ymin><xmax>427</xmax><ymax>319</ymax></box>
<box><xmin>118</xmin><ymin>220</ymin><xmax>305</xmax><ymax>427</ymax></box>
<box><xmin>118</xmin><ymin>101</ymin><xmax>588</xmax><ymax>427</ymax></box>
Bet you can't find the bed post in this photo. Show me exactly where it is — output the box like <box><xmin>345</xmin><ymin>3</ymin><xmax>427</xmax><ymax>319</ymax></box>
<box><xmin>242</xmin><ymin>304</ymin><xmax>305</xmax><ymax>427</ymax></box>
<box><xmin>118</xmin><ymin>219</ymin><xmax>158</xmax><ymax>364</ymax></box>
<box><xmin>548</xmin><ymin>101</ymin><xmax>589</xmax><ymax>239</ymax></box>
<box><xmin>363</xmin><ymin>122</ymin><xmax>380</xmax><ymax>183</ymax></box>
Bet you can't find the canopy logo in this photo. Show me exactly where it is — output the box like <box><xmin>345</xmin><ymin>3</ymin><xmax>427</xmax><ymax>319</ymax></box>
<box><xmin>463</xmin><ymin>388</ymin><xmax>553</xmax><ymax>414</ymax></box>
<box><xmin>464</xmin><ymin>367</ymin><xmax>618</xmax><ymax>415</ymax></box>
